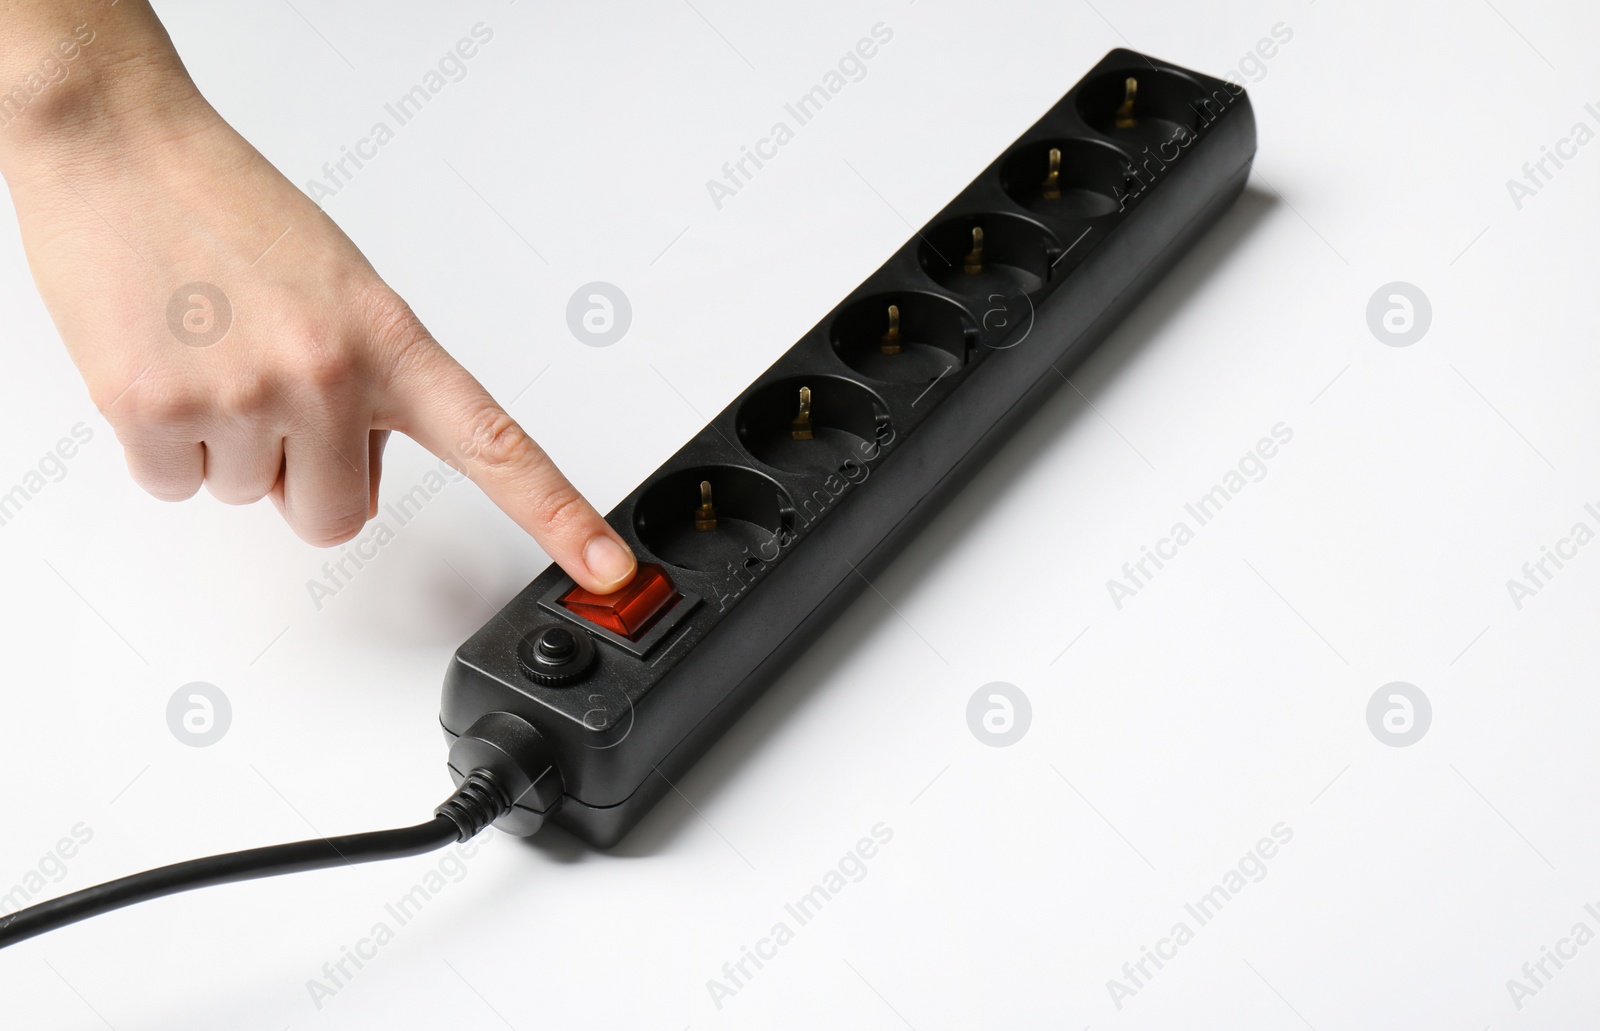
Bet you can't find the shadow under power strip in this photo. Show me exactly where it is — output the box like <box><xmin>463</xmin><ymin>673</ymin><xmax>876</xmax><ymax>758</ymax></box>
<box><xmin>441</xmin><ymin>49</ymin><xmax>1257</xmax><ymax>847</ymax></box>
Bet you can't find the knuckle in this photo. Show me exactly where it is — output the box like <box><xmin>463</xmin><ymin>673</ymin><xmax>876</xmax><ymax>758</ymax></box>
<box><xmin>278</xmin><ymin>312</ymin><xmax>362</xmax><ymax>396</ymax></box>
<box><xmin>118</xmin><ymin>381</ymin><xmax>206</xmax><ymax>430</ymax></box>
<box><xmin>465</xmin><ymin>407</ymin><xmax>540</xmax><ymax>472</ymax></box>
<box><xmin>219</xmin><ymin>373</ymin><xmax>274</xmax><ymax>421</ymax></box>
<box><xmin>297</xmin><ymin>344</ymin><xmax>360</xmax><ymax>395</ymax></box>
<box><xmin>362</xmin><ymin>290</ymin><xmax>456</xmax><ymax>402</ymax></box>
<box><xmin>363</xmin><ymin>288</ymin><xmax>431</xmax><ymax>359</ymax></box>
<box><xmin>535</xmin><ymin>485</ymin><xmax>588</xmax><ymax>532</ymax></box>
<box><xmin>361</xmin><ymin>288</ymin><xmax>445</xmax><ymax>391</ymax></box>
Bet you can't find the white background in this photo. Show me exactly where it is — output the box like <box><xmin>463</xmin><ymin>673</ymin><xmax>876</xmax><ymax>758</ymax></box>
<box><xmin>2</xmin><ymin>0</ymin><xmax>1598</xmax><ymax>1028</ymax></box>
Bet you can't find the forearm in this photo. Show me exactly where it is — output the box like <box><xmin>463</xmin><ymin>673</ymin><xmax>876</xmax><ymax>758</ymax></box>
<box><xmin>0</xmin><ymin>0</ymin><xmax>205</xmax><ymax>185</ymax></box>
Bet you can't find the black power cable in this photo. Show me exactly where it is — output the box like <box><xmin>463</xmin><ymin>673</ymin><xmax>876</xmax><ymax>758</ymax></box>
<box><xmin>0</xmin><ymin>713</ymin><xmax>562</xmax><ymax>950</ymax></box>
<box><xmin>0</xmin><ymin>816</ymin><xmax>461</xmax><ymax>949</ymax></box>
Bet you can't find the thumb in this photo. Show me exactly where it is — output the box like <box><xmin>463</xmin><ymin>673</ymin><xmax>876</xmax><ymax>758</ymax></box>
<box><xmin>386</xmin><ymin>337</ymin><xmax>636</xmax><ymax>594</ymax></box>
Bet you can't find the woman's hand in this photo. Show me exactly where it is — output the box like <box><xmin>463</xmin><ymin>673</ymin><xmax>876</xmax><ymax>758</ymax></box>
<box><xmin>0</xmin><ymin>4</ymin><xmax>636</xmax><ymax>593</ymax></box>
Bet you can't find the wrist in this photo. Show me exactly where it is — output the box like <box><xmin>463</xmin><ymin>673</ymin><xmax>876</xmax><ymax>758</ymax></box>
<box><xmin>0</xmin><ymin>43</ymin><xmax>210</xmax><ymax>191</ymax></box>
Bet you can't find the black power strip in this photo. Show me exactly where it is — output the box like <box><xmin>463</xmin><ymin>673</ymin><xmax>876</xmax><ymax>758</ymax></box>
<box><xmin>441</xmin><ymin>48</ymin><xmax>1257</xmax><ymax>846</ymax></box>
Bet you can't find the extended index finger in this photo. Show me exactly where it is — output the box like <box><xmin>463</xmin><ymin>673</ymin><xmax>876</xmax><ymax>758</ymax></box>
<box><xmin>384</xmin><ymin>338</ymin><xmax>636</xmax><ymax>595</ymax></box>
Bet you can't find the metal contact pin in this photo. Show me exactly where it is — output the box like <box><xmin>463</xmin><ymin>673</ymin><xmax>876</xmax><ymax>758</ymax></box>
<box><xmin>694</xmin><ymin>480</ymin><xmax>718</xmax><ymax>531</ymax></box>
<box><xmin>790</xmin><ymin>386</ymin><xmax>815</xmax><ymax>440</ymax></box>
<box><xmin>963</xmin><ymin>226</ymin><xmax>985</xmax><ymax>275</ymax></box>
<box><xmin>1042</xmin><ymin>146</ymin><xmax>1062</xmax><ymax>200</ymax></box>
<box><xmin>1114</xmin><ymin>77</ymin><xmax>1138</xmax><ymax>129</ymax></box>
<box><xmin>880</xmin><ymin>304</ymin><xmax>902</xmax><ymax>355</ymax></box>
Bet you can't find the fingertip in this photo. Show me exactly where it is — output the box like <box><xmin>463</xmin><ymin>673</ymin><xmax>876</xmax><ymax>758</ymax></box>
<box><xmin>580</xmin><ymin>534</ymin><xmax>637</xmax><ymax>594</ymax></box>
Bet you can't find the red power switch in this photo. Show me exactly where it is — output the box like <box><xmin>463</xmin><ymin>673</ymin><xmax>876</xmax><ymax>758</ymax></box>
<box><xmin>558</xmin><ymin>564</ymin><xmax>680</xmax><ymax>639</ymax></box>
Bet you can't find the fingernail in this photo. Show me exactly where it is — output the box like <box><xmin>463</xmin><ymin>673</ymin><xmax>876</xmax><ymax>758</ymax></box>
<box><xmin>583</xmin><ymin>534</ymin><xmax>637</xmax><ymax>591</ymax></box>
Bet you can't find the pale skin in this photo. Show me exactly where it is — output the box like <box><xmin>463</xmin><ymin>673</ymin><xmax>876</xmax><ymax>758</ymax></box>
<box><xmin>0</xmin><ymin>0</ymin><xmax>637</xmax><ymax>594</ymax></box>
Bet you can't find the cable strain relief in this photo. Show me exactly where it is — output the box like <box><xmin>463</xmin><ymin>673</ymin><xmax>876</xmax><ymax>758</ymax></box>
<box><xmin>443</xmin><ymin>712</ymin><xmax>564</xmax><ymax>837</ymax></box>
<box><xmin>435</xmin><ymin>769</ymin><xmax>511</xmax><ymax>841</ymax></box>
